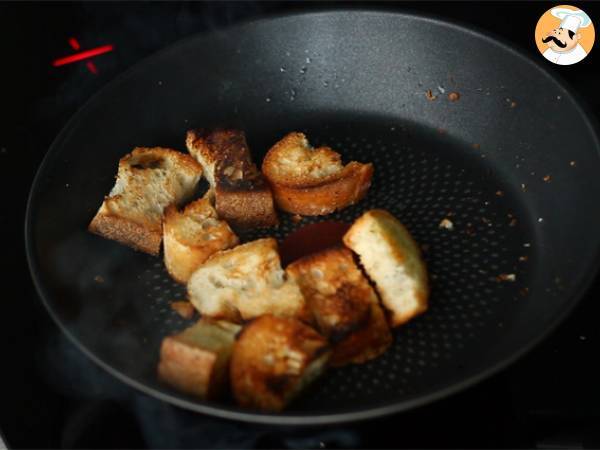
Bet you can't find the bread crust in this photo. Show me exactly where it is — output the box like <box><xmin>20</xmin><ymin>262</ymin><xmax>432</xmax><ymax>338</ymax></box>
<box><xmin>230</xmin><ymin>315</ymin><xmax>330</xmax><ymax>411</ymax></box>
<box><xmin>158</xmin><ymin>319</ymin><xmax>241</xmax><ymax>400</ymax></box>
<box><xmin>287</xmin><ymin>246</ymin><xmax>392</xmax><ymax>366</ymax></box>
<box><xmin>89</xmin><ymin>207</ymin><xmax>163</xmax><ymax>255</ymax></box>
<box><xmin>262</xmin><ymin>133</ymin><xmax>373</xmax><ymax>215</ymax></box>
<box><xmin>214</xmin><ymin>188</ymin><xmax>278</xmax><ymax>229</ymax></box>
<box><xmin>269</xmin><ymin>162</ymin><xmax>373</xmax><ymax>216</ymax></box>
<box><xmin>158</xmin><ymin>335</ymin><xmax>220</xmax><ymax>399</ymax></box>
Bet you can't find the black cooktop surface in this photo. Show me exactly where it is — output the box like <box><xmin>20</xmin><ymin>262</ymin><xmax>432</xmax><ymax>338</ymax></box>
<box><xmin>2</xmin><ymin>2</ymin><xmax>599</xmax><ymax>448</ymax></box>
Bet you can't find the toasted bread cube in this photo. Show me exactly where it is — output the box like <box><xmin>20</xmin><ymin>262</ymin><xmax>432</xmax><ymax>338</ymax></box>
<box><xmin>230</xmin><ymin>315</ymin><xmax>330</xmax><ymax>411</ymax></box>
<box><xmin>287</xmin><ymin>246</ymin><xmax>392</xmax><ymax>366</ymax></box>
<box><xmin>343</xmin><ymin>209</ymin><xmax>429</xmax><ymax>327</ymax></box>
<box><xmin>186</xmin><ymin>129</ymin><xmax>278</xmax><ymax>229</ymax></box>
<box><xmin>158</xmin><ymin>319</ymin><xmax>241</xmax><ymax>399</ymax></box>
<box><xmin>163</xmin><ymin>195</ymin><xmax>239</xmax><ymax>283</ymax></box>
<box><xmin>262</xmin><ymin>132</ymin><xmax>373</xmax><ymax>215</ymax></box>
<box><xmin>89</xmin><ymin>147</ymin><xmax>202</xmax><ymax>255</ymax></box>
<box><xmin>187</xmin><ymin>238</ymin><xmax>309</xmax><ymax>322</ymax></box>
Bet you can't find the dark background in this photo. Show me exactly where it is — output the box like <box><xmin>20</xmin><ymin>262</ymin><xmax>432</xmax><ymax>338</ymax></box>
<box><xmin>1</xmin><ymin>1</ymin><xmax>599</xmax><ymax>448</ymax></box>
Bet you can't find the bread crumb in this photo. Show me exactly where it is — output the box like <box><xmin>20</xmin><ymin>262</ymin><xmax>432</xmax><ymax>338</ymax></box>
<box><xmin>570</xmin><ymin>161</ymin><xmax>576</xmax><ymax>167</ymax></box>
<box><xmin>496</xmin><ymin>190</ymin><xmax>504</xmax><ymax>197</ymax></box>
<box><xmin>171</xmin><ymin>301</ymin><xmax>196</xmax><ymax>320</ymax></box>
<box><xmin>510</xmin><ymin>101</ymin><xmax>517</xmax><ymax>108</ymax></box>
<box><xmin>538</xmin><ymin>217</ymin><xmax>544</xmax><ymax>223</ymax></box>
<box><xmin>497</xmin><ymin>273</ymin><xmax>516</xmax><ymax>282</ymax></box>
<box><xmin>521</xmin><ymin>183</ymin><xmax>526</xmax><ymax>191</ymax></box>
<box><xmin>425</xmin><ymin>89</ymin><xmax>437</xmax><ymax>101</ymax></box>
<box><xmin>93</xmin><ymin>275</ymin><xmax>105</xmax><ymax>283</ymax></box>
<box><xmin>448</xmin><ymin>92</ymin><xmax>460</xmax><ymax>102</ymax></box>
<box><xmin>439</xmin><ymin>218</ymin><xmax>454</xmax><ymax>230</ymax></box>
<box><xmin>472</xmin><ymin>143</ymin><xmax>480</xmax><ymax>150</ymax></box>
<box><xmin>519</xmin><ymin>256</ymin><xmax>528</xmax><ymax>262</ymax></box>
<box><xmin>291</xmin><ymin>214</ymin><xmax>303</xmax><ymax>223</ymax></box>
<box><xmin>509</xmin><ymin>218</ymin><xmax>517</xmax><ymax>227</ymax></box>
<box><xmin>543</xmin><ymin>175</ymin><xmax>551</xmax><ymax>182</ymax></box>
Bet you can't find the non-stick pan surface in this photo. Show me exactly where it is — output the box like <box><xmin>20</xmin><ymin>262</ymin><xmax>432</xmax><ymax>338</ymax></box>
<box><xmin>26</xmin><ymin>11</ymin><xmax>600</xmax><ymax>424</ymax></box>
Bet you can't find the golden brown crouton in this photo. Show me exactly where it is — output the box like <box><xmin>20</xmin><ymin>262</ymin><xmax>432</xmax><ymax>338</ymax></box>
<box><xmin>158</xmin><ymin>319</ymin><xmax>241</xmax><ymax>399</ymax></box>
<box><xmin>187</xmin><ymin>238</ymin><xmax>309</xmax><ymax>323</ymax></box>
<box><xmin>89</xmin><ymin>147</ymin><xmax>202</xmax><ymax>255</ymax></box>
<box><xmin>186</xmin><ymin>129</ymin><xmax>278</xmax><ymax>229</ymax></box>
<box><xmin>287</xmin><ymin>246</ymin><xmax>392</xmax><ymax>366</ymax></box>
<box><xmin>262</xmin><ymin>132</ymin><xmax>373</xmax><ymax>215</ymax></box>
<box><xmin>230</xmin><ymin>315</ymin><xmax>330</xmax><ymax>411</ymax></box>
<box><xmin>163</xmin><ymin>194</ymin><xmax>239</xmax><ymax>284</ymax></box>
<box><xmin>343</xmin><ymin>209</ymin><xmax>429</xmax><ymax>327</ymax></box>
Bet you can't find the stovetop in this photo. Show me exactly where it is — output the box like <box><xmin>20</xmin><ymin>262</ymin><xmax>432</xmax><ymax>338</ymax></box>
<box><xmin>2</xmin><ymin>2</ymin><xmax>599</xmax><ymax>448</ymax></box>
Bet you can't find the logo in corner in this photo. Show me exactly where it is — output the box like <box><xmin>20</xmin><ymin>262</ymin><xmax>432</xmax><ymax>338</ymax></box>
<box><xmin>535</xmin><ymin>5</ymin><xmax>595</xmax><ymax>66</ymax></box>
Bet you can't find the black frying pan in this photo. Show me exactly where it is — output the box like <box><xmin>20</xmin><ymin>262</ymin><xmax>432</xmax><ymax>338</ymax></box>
<box><xmin>25</xmin><ymin>11</ymin><xmax>600</xmax><ymax>424</ymax></box>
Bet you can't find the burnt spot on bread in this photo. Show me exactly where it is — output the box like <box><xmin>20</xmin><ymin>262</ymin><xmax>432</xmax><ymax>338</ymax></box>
<box><xmin>131</xmin><ymin>160</ymin><xmax>162</xmax><ymax>170</ymax></box>
<box><xmin>205</xmin><ymin>129</ymin><xmax>272</xmax><ymax>193</ymax></box>
<box><xmin>216</xmin><ymin>160</ymin><xmax>268</xmax><ymax>191</ymax></box>
<box><xmin>188</xmin><ymin>127</ymin><xmax>211</xmax><ymax>143</ymax></box>
<box><xmin>328</xmin><ymin>321</ymin><xmax>366</xmax><ymax>344</ymax></box>
<box><xmin>265</xmin><ymin>374</ymin><xmax>294</xmax><ymax>396</ymax></box>
<box><xmin>130</xmin><ymin>154</ymin><xmax>165</xmax><ymax>170</ymax></box>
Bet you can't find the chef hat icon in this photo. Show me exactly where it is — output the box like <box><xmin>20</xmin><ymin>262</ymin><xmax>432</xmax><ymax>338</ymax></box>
<box><xmin>551</xmin><ymin>7</ymin><xmax>592</xmax><ymax>33</ymax></box>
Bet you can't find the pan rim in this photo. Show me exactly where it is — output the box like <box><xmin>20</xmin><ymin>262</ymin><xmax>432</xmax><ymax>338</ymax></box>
<box><xmin>25</xmin><ymin>8</ymin><xmax>600</xmax><ymax>425</ymax></box>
